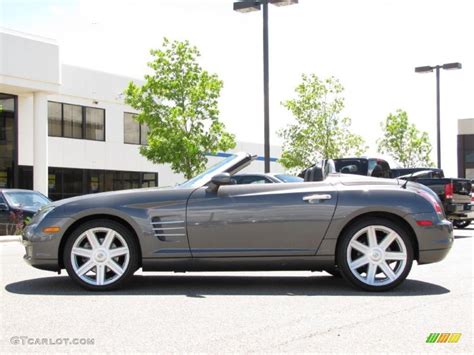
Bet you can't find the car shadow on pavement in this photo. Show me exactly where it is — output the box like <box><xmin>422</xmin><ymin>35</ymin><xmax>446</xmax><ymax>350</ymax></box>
<box><xmin>5</xmin><ymin>275</ymin><xmax>450</xmax><ymax>297</ymax></box>
<box><xmin>454</xmin><ymin>234</ymin><xmax>472</xmax><ymax>239</ymax></box>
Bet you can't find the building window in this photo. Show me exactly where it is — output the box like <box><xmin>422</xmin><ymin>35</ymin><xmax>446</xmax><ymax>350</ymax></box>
<box><xmin>63</xmin><ymin>104</ymin><xmax>83</xmax><ymax>139</ymax></box>
<box><xmin>48</xmin><ymin>167</ymin><xmax>158</xmax><ymax>201</ymax></box>
<box><xmin>140</xmin><ymin>123</ymin><xmax>149</xmax><ymax>145</ymax></box>
<box><xmin>85</xmin><ymin>107</ymin><xmax>105</xmax><ymax>141</ymax></box>
<box><xmin>124</xmin><ymin>113</ymin><xmax>148</xmax><ymax>145</ymax></box>
<box><xmin>48</xmin><ymin>101</ymin><xmax>105</xmax><ymax>141</ymax></box>
<box><xmin>47</xmin><ymin>102</ymin><xmax>62</xmax><ymax>137</ymax></box>
<box><xmin>141</xmin><ymin>172</ymin><xmax>157</xmax><ymax>188</ymax></box>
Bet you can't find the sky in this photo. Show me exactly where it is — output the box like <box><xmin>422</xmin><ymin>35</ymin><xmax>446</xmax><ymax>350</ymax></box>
<box><xmin>1</xmin><ymin>0</ymin><xmax>473</xmax><ymax>176</ymax></box>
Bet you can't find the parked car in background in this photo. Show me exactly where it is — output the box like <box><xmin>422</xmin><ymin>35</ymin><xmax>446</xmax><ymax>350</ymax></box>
<box><xmin>397</xmin><ymin>170</ymin><xmax>473</xmax><ymax>228</ymax></box>
<box><xmin>329</xmin><ymin>159</ymin><xmax>473</xmax><ymax>228</ymax></box>
<box><xmin>232</xmin><ymin>173</ymin><xmax>303</xmax><ymax>185</ymax></box>
<box><xmin>0</xmin><ymin>189</ymin><xmax>51</xmax><ymax>235</ymax></box>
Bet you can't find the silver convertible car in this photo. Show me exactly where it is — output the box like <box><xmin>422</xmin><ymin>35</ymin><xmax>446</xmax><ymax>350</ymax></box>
<box><xmin>22</xmin><ymin>153</ymin><xmax>453</xmax><ymax>292</ymax></box>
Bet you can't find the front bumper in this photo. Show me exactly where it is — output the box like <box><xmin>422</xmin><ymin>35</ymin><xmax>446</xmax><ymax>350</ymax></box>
<box><xmin>22</xmin><ymin>217</ymin><xmax>75</xmax><ymax>272</ymax></box>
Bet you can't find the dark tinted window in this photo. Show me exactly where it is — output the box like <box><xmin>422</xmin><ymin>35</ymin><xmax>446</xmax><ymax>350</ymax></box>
<box><xmin>48</xmin><ymin>101</ymin><xmax>62</xmax><ymax>137</ymax></box>
<box><xmin>48</xmin><ymin>167</ymin><xmax>158</xmax><ymax>200</ymax></box>
<box><xmin>63</xmin><ymin>104</ymin><xmax>83</xmax><ymax>139</ymax></box>
<box><xmin>335</xmin><ymin>160</ymin><xmax>369</xmax><ymax>175</ymax></box>
<box><xmin>48</xmin><ymin>102</ymin><xmax>105</xmax><ymax>141</ymax></box>
<box><xmin>124</xmin><ymin>113</ymin><xmax>148</xmax><ymax>145</ymax></box>
<box><xmin>18</xmin><ymin>166</ymin><xmax>33</xmax><ymax>190</ymax></box>
<box><xmin>371</xmin><ymin>160</ymin><xmax>391</xmax><ymax>178</ymax></box>
<box><xmin>85</xmin><ymin>107</ymin><xmax>105</xmax><ymax>141</ymax></box>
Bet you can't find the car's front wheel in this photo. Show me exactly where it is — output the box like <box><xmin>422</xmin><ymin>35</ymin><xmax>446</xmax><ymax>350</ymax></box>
<box><xmin>64</xmin><ymin>220</ymin><xmax>139</xmax><ymax>291</ymax></box>
<box><xmin>337</xmin><ymin>218</ymin><xmax>414</xmax><ymax>292</ymax></box>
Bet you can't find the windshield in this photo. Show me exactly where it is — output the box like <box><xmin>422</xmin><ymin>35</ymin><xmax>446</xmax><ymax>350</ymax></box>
<box><xmin>274</xmin><ymin>174</ymin><xmax>303</xmax><ymax>183</ymax></box>
<box><xmin>179</xmin><ymin>152</ymin><xmax>250</xmax><ymax>189</ymax></box>
<box><xmin>4</xmin><ymin>191</ymin><xmax>50</xmax><ymax>209</ymax></box>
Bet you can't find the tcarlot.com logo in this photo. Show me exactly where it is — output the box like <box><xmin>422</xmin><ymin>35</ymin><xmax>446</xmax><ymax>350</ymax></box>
<box><xmin>426</xmin><ymin>333</ymin><xmax>462</xmax><ymax>343</ymax></box>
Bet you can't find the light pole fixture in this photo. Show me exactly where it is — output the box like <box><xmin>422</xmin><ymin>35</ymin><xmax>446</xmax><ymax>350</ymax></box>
<box><xmin>415</xmin><ymin>62</ymin><xmax>462</xmax><ymax>169</ymax></box>
<box><xmin>233</xmin><ymin>0</ymin><xmax>298</xmax><ymax>173</ymax></box>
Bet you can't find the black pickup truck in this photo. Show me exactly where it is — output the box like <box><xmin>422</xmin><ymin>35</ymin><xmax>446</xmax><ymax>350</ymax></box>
<box><xmin>392</xmin><ymin>168</ymin><xmax>473</xmax><ymax>228</ymax></box>
<box><xmin>332</xmin><ymin>158</ymin><xmax>473</xmax><ymax>228</ymax></box>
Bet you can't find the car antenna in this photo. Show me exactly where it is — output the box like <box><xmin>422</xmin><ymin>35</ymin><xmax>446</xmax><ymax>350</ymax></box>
<box><xmin>401</xmin><ymin>172</ymin><xmax>416</xmax><ymax>189</ymax></box>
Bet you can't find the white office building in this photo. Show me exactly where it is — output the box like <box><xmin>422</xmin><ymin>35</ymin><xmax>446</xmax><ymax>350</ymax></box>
<box><xmin>0</xmin><ymin>29</ymin><xmax>282</xmax><ymax>200</ymax></box>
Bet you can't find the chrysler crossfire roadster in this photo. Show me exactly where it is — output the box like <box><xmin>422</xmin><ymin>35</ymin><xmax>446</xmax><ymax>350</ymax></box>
<box><xmin>22</xmin><ymin>153</ymin><xmax>453</xmax><ymax>291</ymax></box>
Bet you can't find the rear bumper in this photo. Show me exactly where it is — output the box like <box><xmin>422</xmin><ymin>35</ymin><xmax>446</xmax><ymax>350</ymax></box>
<box><xmin>406</xmin><ymin>214</ymin><xmax>454</xmax><ymax>264</ymax></box>
<box><xmin>418</xmin><ymin>248</ymin><xmax>452</xmax><ymax>265</ymax></box>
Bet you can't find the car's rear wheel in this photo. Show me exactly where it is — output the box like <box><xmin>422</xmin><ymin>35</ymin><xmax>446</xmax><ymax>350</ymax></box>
<box><xmin>453</xmin><ymin>220</ymin><xmax>471</xmax><ymax>229</ymax></box>
<box><xmin>64</xmin><ymin>220</ymin><xmax>139</xmax><ymax>291</ymax></box>
<box><xmin>337</xmin><ymin>218</ymin><xmax>413</xmax><ymax>292</ymax></box>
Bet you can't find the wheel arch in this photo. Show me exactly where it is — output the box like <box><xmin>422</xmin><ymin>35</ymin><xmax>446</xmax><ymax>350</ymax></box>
<box><xmin>333</xmin><ymin>211</ymin><xmax>419</xmax><ymax>265</ymax></box>
<box><xmin>58</xmin><ymin>214</ymin><xmax>142</xmax><ymax>269</ymax></box>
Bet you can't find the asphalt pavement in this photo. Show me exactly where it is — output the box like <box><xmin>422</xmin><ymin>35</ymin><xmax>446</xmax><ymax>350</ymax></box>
<box><xmin>1</xmin><ymin>228</ymin><xmax>472</xmax><ymax>353</ymax></box>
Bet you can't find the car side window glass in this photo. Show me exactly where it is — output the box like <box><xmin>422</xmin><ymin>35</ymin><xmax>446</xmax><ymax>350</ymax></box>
<box><xmin>380</xmin><ymin>162</ymin><xmax>391</xmax><ymax>178</ymax></box>
<box><xmin>249</xmin><ymin>178</ymin><xmax>269</xmax><ymax>184</ymax></box>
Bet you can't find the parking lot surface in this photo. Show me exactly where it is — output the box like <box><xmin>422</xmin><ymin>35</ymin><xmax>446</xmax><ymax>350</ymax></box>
<box><xmin>1</xmin><ymin>228</ymin><xmax>472</xmax><ymax>353</ymax></box>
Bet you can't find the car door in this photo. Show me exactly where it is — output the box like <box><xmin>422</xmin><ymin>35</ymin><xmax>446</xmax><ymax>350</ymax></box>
<box><xmin>186</xmin><ymin>182</ymin><xmax>338</xmax><ymax>257</ymax></box>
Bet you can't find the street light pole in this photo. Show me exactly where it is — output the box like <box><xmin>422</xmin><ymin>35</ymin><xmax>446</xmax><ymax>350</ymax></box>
<box><xmin>415</xmin><ymin>62</ymin><xmax>462</xmax><ymax>169</ymax></box>
<box><xmin>435</xmin><ymin>66</ymin><xmax>441</xmax><ymax>169</ymax></box>
<box><xmin>233</xmin><ymin>0</ymin><xmax>298</xmax><ymax>173</ymax></box>
<box><xmin>262</xmin><ymin>0</ymin><xmax>270</xmax><ymax>173</ymax></box>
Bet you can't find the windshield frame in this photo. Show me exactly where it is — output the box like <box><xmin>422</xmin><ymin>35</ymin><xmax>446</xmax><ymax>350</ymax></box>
<box><xmin>178</xmin><ymin>152</ymin><xmax>253</xmax><ymax>189</ymax></box>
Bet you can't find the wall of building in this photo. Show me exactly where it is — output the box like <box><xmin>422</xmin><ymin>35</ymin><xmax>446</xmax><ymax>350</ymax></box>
<box><xmin>12</xmin><ymin>62</ymin><xmax>283</xmax><ymax>189</ymax></box>
<box><xmin>0</xmin><ymin>30</ymin><xmax>60</xmax><ymax>93</ymax></box>
<box><xmin>457</xmin><ymin>118</ymin><xmax>474</xmax><ymax>179</ymax></box>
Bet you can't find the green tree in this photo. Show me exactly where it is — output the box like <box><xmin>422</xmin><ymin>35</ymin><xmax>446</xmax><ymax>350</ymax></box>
<box><xmin>377</xmin><ymin>110</ymin><xmax>434</xmax><ymax>168</ymax></box>
<box><xmin>278</xmin><ymin>74</ymin><xmax>366</xmax><ymax>171</ymax></box>
<box><xmin>125</xmin><ymin>38</ymin><xmax>236</xmax><ymax>179</ymax></box>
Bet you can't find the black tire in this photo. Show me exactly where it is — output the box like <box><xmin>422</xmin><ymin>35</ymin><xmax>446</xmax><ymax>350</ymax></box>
<box><xmin>64</xmin><ymin>219</ymin><xmax>139</xmax><ymax>291</ymax></box>
<box><xmin>453</xmin><ymin>220</ymin><xmax>471</xmax><ymax>229</ymax></box>
<box><xmin>337</xmin><ymin>218</ymin><xmax>414</xmax><ymax>292</ymax></box>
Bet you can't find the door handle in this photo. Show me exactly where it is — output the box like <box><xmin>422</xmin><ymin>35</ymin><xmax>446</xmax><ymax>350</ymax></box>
<box><xmin>302</xmin><ymin>194</ymin><xmax>332</xmax><ymax>203</ymax></box>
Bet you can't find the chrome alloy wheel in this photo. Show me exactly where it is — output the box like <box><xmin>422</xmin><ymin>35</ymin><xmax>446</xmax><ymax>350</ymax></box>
<box><xmin>70</xmin><ymin>227</ymin><xmax>130</xmax><ymax>286</ymax></box>
<box><xmin>346</xmin><ymin>225</ymin><xmax>408</xmax><ymax>287</ymax></box>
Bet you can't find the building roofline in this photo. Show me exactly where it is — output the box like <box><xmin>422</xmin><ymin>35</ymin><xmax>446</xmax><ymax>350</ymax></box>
<box><xmin>0</xmin><ymin>27</ymin><xmax>57</xmax><ymax>45</ymax></box>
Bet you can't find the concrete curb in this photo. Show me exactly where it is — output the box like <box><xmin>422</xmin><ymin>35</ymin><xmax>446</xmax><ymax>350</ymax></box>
<box><xmin>0</xmin><ymin>235</ymin><xmax>21</xmax><ymax>243</ymax></box>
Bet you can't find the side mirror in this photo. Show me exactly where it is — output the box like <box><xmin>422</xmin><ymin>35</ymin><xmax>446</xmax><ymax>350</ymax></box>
<box><xmin>207</xmin><ymin>173</ymin><xmax>235</xmax><ymax>192</ymax></box>
<box><xmin>0</xmin><ymin>203</ymin><xmax>9</xmax><ymax>211</ymax></box>
<box><xmin>211</xmin><ymin>173</ymin><xmax>234</xmax><ymax>186</ymax></box>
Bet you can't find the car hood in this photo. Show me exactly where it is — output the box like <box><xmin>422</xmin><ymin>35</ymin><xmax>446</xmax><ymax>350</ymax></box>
<box><xmin>47</xmin><ymin>185</ymin><xmax>195</xmax><ymax>215</ymax></box>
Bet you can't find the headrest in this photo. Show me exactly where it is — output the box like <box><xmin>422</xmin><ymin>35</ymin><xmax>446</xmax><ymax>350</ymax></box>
<box><xmin>304</xmin><ymin>166</ymin><xmax>325</xmax><ymax>182</ymax></box>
